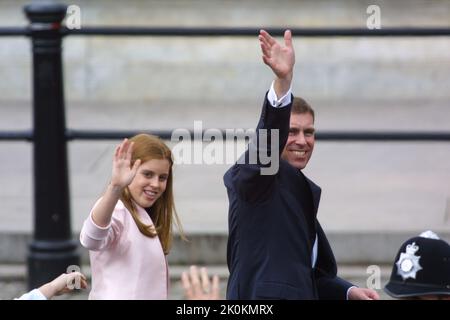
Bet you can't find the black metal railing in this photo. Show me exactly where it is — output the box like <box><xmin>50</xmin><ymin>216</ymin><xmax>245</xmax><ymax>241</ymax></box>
<box><xmin>1</xmin><ymin>2</ymin><xmax>449</xmax><ymax>288</ymax></box>
<box><xmin>6</xmin><ymin>26</ymin><xmax>450</xmax><ymax>38</ymax></box>
<box><xmin>2</xmin><ymin>129</ymin><xmax>450</xmax><ymax>142</ymax></box>
<box><xmin>63</xmin><ymin>26</ymin><xmax>450</xmax><ymax>37</ymax></box>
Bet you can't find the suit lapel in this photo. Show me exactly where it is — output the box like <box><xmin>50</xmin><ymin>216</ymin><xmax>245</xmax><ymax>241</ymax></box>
<box><xmin>304</xmin><ymin>176</ymin><xmax>321</xmax><ymax>218</ymax></box>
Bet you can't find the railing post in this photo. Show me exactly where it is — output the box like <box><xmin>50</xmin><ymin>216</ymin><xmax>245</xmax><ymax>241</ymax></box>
<box><xmin>24</xmin><ymin>2</ymin><xmax>80</xmax><ymax>290</ymax></box>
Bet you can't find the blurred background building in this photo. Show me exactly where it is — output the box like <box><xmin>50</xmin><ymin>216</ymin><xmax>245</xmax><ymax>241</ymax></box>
<box><xmin>0</xmin><ymin>0</ymin><xmax>449</xmax><ymax>299</ymax></box>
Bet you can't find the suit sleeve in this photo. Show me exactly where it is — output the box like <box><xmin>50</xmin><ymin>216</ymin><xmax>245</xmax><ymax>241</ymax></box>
<box><xmin>79</xmin><ymin>198</ymin><xmax>125</xmax><ymax>251</ymax></box>
<box><xmin>314</xmin><ymin>223</ymin><xmax>354</xmax><ymax>300</ymax></box>
<box><xmin>230</xmin><ymin>92</ymin><xmax>292</xmax><ymax>203</ymax></box>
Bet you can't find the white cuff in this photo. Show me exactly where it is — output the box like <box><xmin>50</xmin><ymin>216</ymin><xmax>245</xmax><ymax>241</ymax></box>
<box><xmin>15</xmin><ymin>288</ymin><xmax>47</xmax><ymax>300</ymax></box>
<box><xmin>346</xmin><ymin>286</ymin><xmax>358</xmax><ymax>300</ymax></box>
<box><xmin>267</xmin><ymin>81</ymin><xmax>292</xmax><ymax>108</ymax></box>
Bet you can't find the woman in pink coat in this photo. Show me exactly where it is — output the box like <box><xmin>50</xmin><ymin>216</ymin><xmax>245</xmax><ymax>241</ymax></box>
<box><xmin>80</xmin><ymin>134</ymin><xmax>184</xmax><ymax>299</ymax></box>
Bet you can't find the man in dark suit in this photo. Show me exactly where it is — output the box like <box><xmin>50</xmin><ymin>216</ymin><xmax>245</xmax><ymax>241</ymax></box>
<box><xmin>224</xmin><ymin>29</ymin><xmax>379</xmax><ymax>300</ymax></box>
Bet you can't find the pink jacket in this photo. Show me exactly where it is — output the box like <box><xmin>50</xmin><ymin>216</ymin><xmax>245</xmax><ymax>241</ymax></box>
<box><xmin>80</xmin><ymin>199</ymin><xmax>168</xmax><ymax>299</ymax></box>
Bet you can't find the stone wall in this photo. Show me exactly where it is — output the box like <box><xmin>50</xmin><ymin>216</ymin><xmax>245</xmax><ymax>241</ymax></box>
<box><xmin>0</xmin><ymin>0</ymin><xmax>449</xmax><ymax>105</ymax></box>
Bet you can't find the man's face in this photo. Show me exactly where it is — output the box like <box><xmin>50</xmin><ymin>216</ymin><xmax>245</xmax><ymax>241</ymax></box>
<box><xmin>281</xmin><ymin>112</ymin><xmax>315</xmax><ymax>170</ymax></box>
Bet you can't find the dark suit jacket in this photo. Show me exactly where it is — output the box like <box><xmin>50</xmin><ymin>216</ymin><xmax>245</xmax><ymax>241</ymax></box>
<box><xmin>224</xmin><ymin>93</ymin><xmax>353</xmax><ymax>299</ymax></box>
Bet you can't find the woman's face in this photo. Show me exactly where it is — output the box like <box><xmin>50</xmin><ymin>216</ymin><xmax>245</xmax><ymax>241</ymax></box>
<box><xmin>128</xmin><ymin>158</ymin><xmax>171</xmax><ymax>208</ymax></box>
